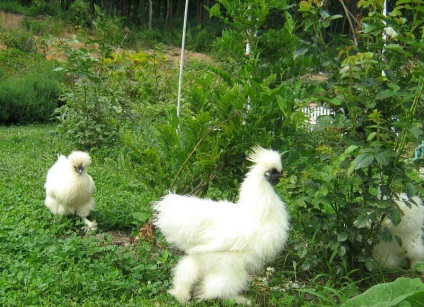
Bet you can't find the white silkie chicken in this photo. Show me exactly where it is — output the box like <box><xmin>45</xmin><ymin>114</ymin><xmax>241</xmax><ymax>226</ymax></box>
<box><xmin>44</xmin><ymin>151</ymin><xmax>97</xmax><ymax>230</ymax></box>
<box><xmin>372</xmin><ymin>193</ymin><xmax>424</xmax><ymax>269</ymax></box>
<box><xmin>154</xmin><ymin>146</ymin><xmax>290</xmax><ymax>305</ymax></box>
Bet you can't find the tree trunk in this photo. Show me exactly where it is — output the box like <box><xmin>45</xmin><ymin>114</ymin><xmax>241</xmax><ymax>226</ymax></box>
<box><xmin>168</xmin><ymin>0</ymin><xmax>173</xmax><ymax>32</ymax></box>
<box><xmin>197</xmin><ymin>0</ymin><xmax>203</xmax><ymax>26</ymax></box>
<box><xmin>149</xmin><ymin>0</ymin><xmax>152</xmax><ymax>29</ymax></box>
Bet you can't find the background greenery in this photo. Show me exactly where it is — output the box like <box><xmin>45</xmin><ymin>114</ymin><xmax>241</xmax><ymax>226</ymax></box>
<box><xmin>1</xmin><ymin>0</ymin><xmax>424</xmax><ymax>305</ymax></box>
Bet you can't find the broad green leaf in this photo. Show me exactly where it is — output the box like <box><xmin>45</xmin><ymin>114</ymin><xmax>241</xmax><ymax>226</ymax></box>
<box><xmin>389</xmin><ymin>207</ymin><xmax>402</xmax><ymax>226</ymax></box>
<box><xmin>316</xmin><ymin>185</ymin><xmax>329</xmax><ymax>196</ymax></box>
<box><xmin>408</xmin><ymin>127</ymin><xmax>423</xmax><ymax>140</ymax></box>
<box><xmin>367</xmin><ymin>132</ymin><xmax>376</xmax><ymax>141</ymax></box>
<box><xmin>330</xmin><ymin>97</ymin><xmax>342</xmax><ymax>106</ymax></box>
<box><xmin>387</xmin><ymin>83</ymin><xmax>400</xmax><ymax>91</ymax></box>
<box><xmin>375</xmin><ymin>89</ymin><xmax>397</xmax><ymax>100</ymax></box>
<box><xmin>132</xmin><ymin>211</ymin><xmax>149</xmax><ymax>222</ymax></box>
<box><xmin>375</xmin><ymin>151</ymin><xmax>391</xmax><ymax>166</ymax></box>
<box><xmin>345</xmin><ymin>145</ymin><xmax>359</xmax><ymax>154</ymax></box>
<box><xmin>315</xmin><ymin>115</ymin><xmax>334</xmax><ymax>130</ymax></box>
<box><xmin>293</xmin><ymin>47</ymin><xmax>308</xmax><ymax>59</ymax></box>
<box><xmin>208</xmin><ymin>3</ymin><xmax>222</xmax><ymax>18</ymax></box>
<box><xmin>343</xmin><ymin>277</ymin><xmax>424</xmax><ymax>307</ymax></box>
<box><xmin>353</xmin><ymin>213</ymin><xmax>369</xmax><ymax>228</ymax></box>
<box><xmin>385</xmin><ymin>43</ymin><xmax>408</xmax><ymax>54</ymax></box>
<box><xmin>337</xmin><ymin>232</ymin><xmax>348</xmax><ymax>242</ymax></box>
<box><xmin>328</xmin><ymin>14</ymin><xmax>343</xmax><ymax>21</ymax></box>
<box><xmin>339</xmin><ymin>245</ymin><xmax>346</xmax><ymax>257</ymax></box>
<box><xmin>406</xmin><ymin>182</ymin><xmax>417</xmax><ymax>198</ymax></box>
<box><xmin>332</xmin><ymin>113</ymin><xmax>346</xmax><ymax>128</ymax></box>
<box><xmin>351</xmin><ymin>153</ymin><xmax>374</xmax><ymax>170</ymax></box>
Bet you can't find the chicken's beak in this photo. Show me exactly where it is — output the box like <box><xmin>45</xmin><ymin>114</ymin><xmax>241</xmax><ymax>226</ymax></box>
<box><xmin>75</xmin><ymin>165</ymin><xmax>83</xmax><ymax>175</ymax></box>
<box><xmin>265</xmin><ymin>170</ymin><xmax>283</xmax><ymax>186</ymax></box>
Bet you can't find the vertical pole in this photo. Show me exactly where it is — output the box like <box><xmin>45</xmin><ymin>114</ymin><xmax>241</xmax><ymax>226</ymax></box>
<box><xmin>382</xmin><ymin>0</ymin><xmax>387</xmax><ymax>77</ymax></box>
<box><xmin>148</xmin><ymin>0</ymin><xmax>152</xmax><ymax>29</ymax></box>
<box><xmin>245</xmin><ymin>6</ymin><xmax>252</xmax><ymax>115</ymax></box>
<box><xmin>177</xmin><ymin>0</ymin><xmax>190</xmax><ymax>118</ymax></box>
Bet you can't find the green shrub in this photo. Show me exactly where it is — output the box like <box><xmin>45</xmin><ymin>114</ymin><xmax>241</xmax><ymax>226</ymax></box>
<box><xmin>92</xmin><ymin>4</ymin><xmax>126</xmax><ymax>47</ymax></box>
<box><xmin>211</xmin><ymin>29</ymin><xmax>245</xmax><ymax>62</ymax></box>
<box><xmin>186</xmin><ymin>26</ymin><xmax>217</xmax><ymax>53</ymax></box>
<box><xmin>0</xmin><ymin>1</ymin><xmax>32</xmax><ymax>15</ymax></box>
<box><xmin>29</xmin><ymin>0</ymin><xmax>62</xmax><ymax>16</ymax></box>
<box><xmin>135</xmin><ymin>28</ymin><xmax>165</xmax><ymax>48</ymax></box>
<box><xmin>122</xmin><ymin>61</ymin><xmax>317</xmax><ymax>196</ymax></box>
<box><xmin>0</xmin><ymin>29</ymin><xmax>34</xmax><ymax>52</ymax></box>
<box><xmin>68</xmin><ymin>0</ymin><xmax>91</xmax><ymax>28</ymax></box>
<box><xmin>54</xmin><ymin>35</ymin><xmax>173</xmax><ymax>149</ymax></box>
<box><xmin>280</xmin><ymin>0</ymin><xmax>424</xmax><ymax>281</ymax></box>
<box><xmin>0</xmin><ymin>73</ymin><xmax>62</xmax><ymax>124</ymax></box>
<box><xmin>22</xmin><ymin>15</ymin><xmax>66</xmax><ymax>36</ymax></box>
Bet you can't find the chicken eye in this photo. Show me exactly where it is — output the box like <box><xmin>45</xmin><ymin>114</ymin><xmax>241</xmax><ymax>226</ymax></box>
<box><xmin>265</xmin><ymin>168</ymin><xmax>277</xmax><ymax>177</ymax></box>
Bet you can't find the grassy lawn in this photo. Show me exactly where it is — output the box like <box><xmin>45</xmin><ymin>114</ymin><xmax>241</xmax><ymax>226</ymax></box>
<box><xmin>0</xmin><ymin>125</ymin><xmax>170</xmax><ymax>306</ymax></box>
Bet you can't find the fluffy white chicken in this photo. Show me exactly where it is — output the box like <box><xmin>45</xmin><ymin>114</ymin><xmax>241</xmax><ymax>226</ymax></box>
<box><xmin>154</xmin><ymin>146</ymin><xmax>290</xmax><ymax>305</ymax></box>
<box><xmin>372</xmin><ymin>193</ymin><xmax>424</xmax><ymax>269</ymax></box>
<box><xmin>44</xmin><ymin>151</ymin><xmax>97</xmax><ymax>230</ymax></box>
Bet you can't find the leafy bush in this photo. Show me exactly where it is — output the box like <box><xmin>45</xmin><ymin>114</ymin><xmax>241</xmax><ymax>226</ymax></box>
<box><xmin>122</xmin><ymin>60</ymin><xmax>320</xmax><ymax>197</ymax></box>
<box><xmin>0</xmin><ymin>0</ymin><xmax>32</xmax><ymax>15</ymax></box>
<box><xmin>202</xmin><ymin>0</ymin><xmax>424</xmax><ymax>286</ymax></box>
<box><xmin>22</xmin><ymin>15</ymin><xmax>66</xmax><ymax>36</ymax></box>
<box><xmin>0</xmin><ymin>73</ymin><xmax>62</xmax><ymax>124</ymax></box>
<box><xmin>68</xmin><ymin>0</ymin><xmax>91</xmax><ymax>28</ymax></box>
<box><xmin>92</xmin><ymin>4</ymin><xmax>126</xmax><ymax>46</ymax></box>
<box><xmin>0</xmin><ymin>57</ymin><xmax>63</xmax><ymax>124</ymax></box>
<box><xmin>28</xmin><ymin>0</ymin><xmax>62</xmax><ymax>16</ymax></box>
<box><xmin>280</xmin><ymin>0</ymin><xmax>424</xmax><ymax>280</ymax></box>
<box><xmin>186</xmin><ymin>26</ymin><xmax>217</xmax><ymax>53</ymax></box>
<box><xmin>54</xmin><ymin>34</ymin><xmax>174</xmax><ymax>148</ymax></box>
<box><xmin>211</xmin><ymin>28</ymin><xmax>245</xmax><ymax>62</ymax></box>
<box><xmin>0</xmin><ymin>29</ymin><xmax>34</xmax><ymax>52</ymax></box>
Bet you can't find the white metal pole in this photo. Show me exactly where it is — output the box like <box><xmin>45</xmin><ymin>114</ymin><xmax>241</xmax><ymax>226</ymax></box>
<box><xmin>382</xmin><ymin>0</ymin><xmax>387</xmax><ymax>76</ymax></box>
<box><xmin>177</xmin><ymin>0</ymin><xmax>189</xmax><ymax>118</ymax></box>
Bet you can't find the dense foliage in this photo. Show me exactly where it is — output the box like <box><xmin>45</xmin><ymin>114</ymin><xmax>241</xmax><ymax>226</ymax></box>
<box><xmin>0</xmin><ymin>50</ymin><xmax>64</xmax><ymax>124</ymax></box>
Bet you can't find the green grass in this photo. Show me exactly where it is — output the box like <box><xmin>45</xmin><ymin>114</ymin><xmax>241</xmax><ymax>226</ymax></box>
<box><xmin>0</xmin><ymin>125</ymin><xmax>170</xmax><ymax>306</ymax></box>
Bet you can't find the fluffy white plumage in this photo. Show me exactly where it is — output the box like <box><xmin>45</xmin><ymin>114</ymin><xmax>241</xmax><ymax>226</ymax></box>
<box><xmin>44</xmin><ymin>151</ymin><xmax>97</xmax><ymax>230</ymax></box>
<box><xmin>372</xmin><ymin>193</ymin><xmax>424</xmax><ymax>269</ymax></box>
<box><xmin>154</xmin><ymin>146</ymin><xmax>290</xmax><ymax>305</ymax></box>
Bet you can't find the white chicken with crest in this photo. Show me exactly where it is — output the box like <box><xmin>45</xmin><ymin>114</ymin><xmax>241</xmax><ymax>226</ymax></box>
<box><xmin>154</xmin><ymin>146</ymin><xmax>290</xmax><ymax>305</ymax></box>
<box><xmin>372</xmin><ymin>193</ymin><xmax>424</xmax><ymax>269</ymax></box>
<box><xmin>44</xmin><ymin>151</ymin><xmax>97</xmax><ymax>230</ymax></box>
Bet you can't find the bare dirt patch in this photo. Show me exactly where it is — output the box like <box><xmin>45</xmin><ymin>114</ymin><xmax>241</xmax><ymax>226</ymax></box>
<box><xmin>96</xmin><ymin>230</ymin><xmax>134</xmax><ymax>247</ymax></box>
<box><xmin>0</xmin><ymin>11</ymin><xmax>213</xmax><ymax>64</ymax></box>
<box><xmin>161</xmin><ymin>44</ymin><xmax>213</xmax><ymax>64</ymax></box>
<box><xmin>42</xmin><ymin>34</ymin><xmax>100</xmax><ymax>62</ymax></box>
<box><xmin>0</xmin><ymin>11</ymin><xmax>24</xmax><ymax>29</ymax></box>
<box><xmin>94</xmin><ymin>222</ymin><xmax>156</xmax><ymax>248</ymax></box>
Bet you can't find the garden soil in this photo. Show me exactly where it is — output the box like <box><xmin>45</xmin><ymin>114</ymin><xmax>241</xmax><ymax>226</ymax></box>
<box><xmin>0</xmin><ymin>10</ymin><xmax>212</xmax><ymax>64</ymax></box>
